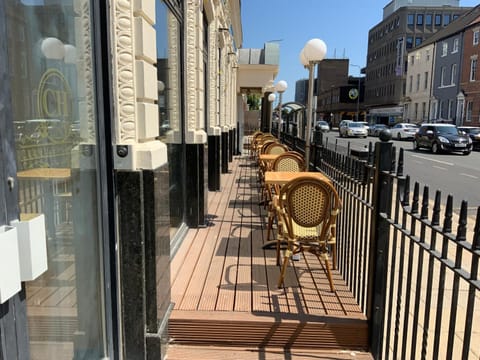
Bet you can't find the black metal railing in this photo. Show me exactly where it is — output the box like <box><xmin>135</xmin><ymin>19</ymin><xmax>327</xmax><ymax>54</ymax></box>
<box><xmin>279</xmin><ymin>128</ymin><xmax>480</xmax><ymax>359</ymax></box>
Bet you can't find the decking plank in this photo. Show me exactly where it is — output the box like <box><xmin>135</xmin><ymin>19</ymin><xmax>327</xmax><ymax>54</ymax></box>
<box><xmin>195</xmin><ymin>163</ymin><xmax>240</xmax><ymax>312</ymax></box>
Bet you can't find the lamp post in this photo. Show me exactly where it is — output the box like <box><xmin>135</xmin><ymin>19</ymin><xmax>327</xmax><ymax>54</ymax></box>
<box><xmin>300</xmin><ymin>38</ymin><xmax>327</xmax><ymax>170</ymax></box>
<box><xmin>350</xmin><ymin>64</ymin><xmax>362</xmax><ymax>122</ymax></box>
<box><xmin>268</xmin><ymin>93</ymin><xmax>276</xmax><ymax>133</ymax></box>
<box><xmin>275</xmin><ymin>80</ymin><xmax>287</xmax><ymax>139</ymax></box>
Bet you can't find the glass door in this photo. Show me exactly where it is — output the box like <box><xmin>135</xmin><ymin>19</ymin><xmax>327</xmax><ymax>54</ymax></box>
<box><xmin>6</xmin><ymin>1</ymin><xmax>110</xmax><ymax>358</ymax></box>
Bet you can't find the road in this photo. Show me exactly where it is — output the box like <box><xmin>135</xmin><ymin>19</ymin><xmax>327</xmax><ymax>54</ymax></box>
<box><xmin>320</xmin><ymin>131</ymin><xmax>480</xmax><ymax>213</ymax></box>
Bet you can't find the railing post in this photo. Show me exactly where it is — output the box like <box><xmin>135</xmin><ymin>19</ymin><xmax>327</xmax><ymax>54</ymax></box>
<box><xmin>367</xmin><ymin>131</ymin><xmax>394</xmax><ymax>359</ymax></box>
<box><xmin>313</xmin><ymin>126</ymin><xmax>323</xmax><ymax>169</ymax></box>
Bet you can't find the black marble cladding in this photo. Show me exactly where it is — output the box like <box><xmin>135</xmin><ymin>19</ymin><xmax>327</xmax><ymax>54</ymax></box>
<box><xmin>208</xmin><ymin>135</ymin><xmax>220</xmax><ymax>191</ymax></box>
<box><xmin>221</xmin><ymin>131</ymin><xmax>229</xmax><ymax>173</ymax></box>
<box><xmin>228</xmin><ymin>129</ymin><xmax>234</xmax><ymax>162</ymax></box>
<box><xmin>186</xmin><ymin>143</ymin><xmax>207</xmax><ymax>227</ymax></box>
<box><xmin>116</xmin><ymin>164</ymin><xmax>171</xmax><ymax>359</ymax></box>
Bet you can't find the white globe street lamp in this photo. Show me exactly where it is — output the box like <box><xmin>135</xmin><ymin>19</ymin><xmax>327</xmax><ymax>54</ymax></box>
<box><xmin>275</xmin><ymin>80</ymin><xmax>288</xmax><ymax>139</ymax></box>
<box><xmin>301</xmin><ymin>38</ymin><xmax>327</xmax><ymax>169</ymax></box>
<box><xmin>267</xmin><ymin>93</ymin><xmax>276</xmax><ymax>134</ymax></box>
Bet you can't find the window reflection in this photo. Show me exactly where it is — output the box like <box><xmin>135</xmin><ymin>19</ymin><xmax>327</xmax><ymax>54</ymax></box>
<box><xmin>155</xmin><ymin>1</ymin><xmax>185</xmax><ymax>239</ymax></box>
<box><xmin>7</xmin><ymin>1</ymin><xmax>107</xmax><ymax>359</ymax></box>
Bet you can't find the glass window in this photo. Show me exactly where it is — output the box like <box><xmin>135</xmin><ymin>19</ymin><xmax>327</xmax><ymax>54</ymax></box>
<box><xmin>435</xmin><ymin>14</ymin><xmax>442</xmax><ymax>26</ymax></box>
<box><xmin>441</xmin><ymin>66</ymin><xmax>446</xmax><ymax>86</ymax></box>
<box><xmin>442</xmin><ymin>42</ymin><xmax>448</xmax><ymax>56</ymax></box>
<box><xmin>451</xmin><ymin>64</ymin><xmax>457</xmax><ymax>85</ymax></box>
<box><xmin>466</xmin><ymin>101</ymin><xmax>473</xmax><ymax>122</ymax></box>
<box><xmin>417</xmin><ymin>14</ymin><xmax>423</xmax><ymax>26</ymax></box>
<box><xmin>415</xmin><ymin>37</ymin><xmax>422</xmax><ymax>47</ymax></box>
<box><xmin>470</xmin><ymin>58</ymin><xmax>477</xmax><ymax>81</ymax></box>
<box><xmin>448</xmin><ymin>99</ymin><xmax>454</xmax><ymax>119</ymax></box>
<box><xmin>155</xmin><ymin>1</ymin><xmax>185</xmax><ymax>238</ymax></box>
<box><xmin>6</xmin><ymin>0</ymin><xmax>109</xmax><ymax>358</ymax></box>
<box><xmin>453</xmin><ymin>38</ymin><xmax>459</xmax><ymax>53</ymax></box>
<box><xmin>406</xmin><ymin>36</ymin><xmax>413</xmax><ymax>49</ymax></box>
<box><xmin>444</xmin><ymin>14</ymin><xmax>451</xmax><ymax>26</ymax></box>
<box><xmin>473</xmin><ymin>30</ymin><xmax>480</xmax><ymax>45</ymax></box>
<box><xmin>424</xmin><ymin>71</ymin><xmax>429</xmax><ymax>89</ymax></box>
<box><xmin>416</xmin><ymin>74</ymin><xmax>420</xmax><ymax>91</ymax></box>
<box><xmin>426</xmin><ymin>14</ymin><xmax>433</xmax><ymax>26</ymax></box>
<box><xmin>407</xmin><ymin>14</ymin><xmax>414</xmax><ymax>26</ymax></box>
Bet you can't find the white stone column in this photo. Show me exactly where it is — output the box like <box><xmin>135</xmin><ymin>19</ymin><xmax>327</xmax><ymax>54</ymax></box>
<box><xmin>110</xmin><ymin>0</ymin><xmax>166</xmax><ymax>170</ymax></box>
<box><xmin>184</xmin><ymin>0</ymin><xmax>207</xmax><ymax>144</ymax></box>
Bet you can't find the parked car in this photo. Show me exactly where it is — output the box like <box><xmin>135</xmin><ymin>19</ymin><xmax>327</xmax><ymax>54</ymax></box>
<box><xmin>368</xmin><ymin>124</ymin><xmax>388</xmax><ymax>136</ymax></box>
<box><xmin>339</xmin><ymin>121</ymin><xmax>368</xmax><ymax>138</ymax></box>
<box><xmin>315</xmin><ymin>120</ymin><xmax>330</xmax><ymax>132</ymax></box>
<box><xmin>389</xmin><ymin>123</ymin><xmax>419</xmax><ymax>140</ymax></box>
<box><xmin>338</xmin><ymin>119</ymin><xmax>353</xmax><ymax>135</ymax></box>
<box><xmin>458</xmin><ymin>126</ymin><xmax>480</xmax><ymax>150</ymax></box>
<box><xmin>358</xmin><ymin>122</ymin><xmax>370</xmax><ymax>132</ymax></box>
<box><xmin>413</xmin><ymin>123</ymin><xmax>472</xmax><ymax>155</ymax></box>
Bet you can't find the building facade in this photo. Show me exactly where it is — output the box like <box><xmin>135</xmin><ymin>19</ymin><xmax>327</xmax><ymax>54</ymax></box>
<box><xmin>0</xmin><ymin>0</ymin><xmax>243</xmax><ymax>359</ymax></box>
<box><xmin>364</xmin><ymin>0</ymin><xmax>470</xmax><ymax>125</ymax></box>
<box><xmin>460</xmin><ymin>16</ymin><xmax>480</xmax><ymax>126</ymax></box>
<box><xmin>404</xmin><ymin>5</ymin><xmax>480</xmax><ymax>125</ymax></box>
<box><xmin>314</xmin><ymin>59</ymin><xmax>365</xmax><ymax>126</ymax></box>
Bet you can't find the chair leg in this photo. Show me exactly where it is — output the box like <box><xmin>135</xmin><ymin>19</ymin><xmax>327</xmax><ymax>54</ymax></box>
<box><xmin>331</xmin><ymin>244</ymin><xmax>337</xmax><ymax>270</ymax></box>
<box><xmin>266</xmin><ymin>209</ymin><xmax>274</xmax><ymax>241</ymax></box>
<box><xmin>324</xmin><ymin>257</ymin><xmax>335</xmax><ymax>292</ymax></box>
<box><xmin>277</xmin><ymin>249</ymin><xmax>291</xmax><ymax>288</ymax></box>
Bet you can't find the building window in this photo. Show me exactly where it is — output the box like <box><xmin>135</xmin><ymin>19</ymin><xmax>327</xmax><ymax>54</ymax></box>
<box><xmin>406</xmin><ymin>36</ymin><xmax>413</xmax><ymax>49</ymax></box>
<box><xmin>410</xmin><ymin>55</ymin><xmax>415</xmax><ymax>65</ymax></box>
<box><xmin>417</xmin><ymin>14</ymin><xmax>424</xmax><ymax>26</ymax></box>
<box><xmin>435</xmin><ymin>14</ymin><xmax>442</xmax><ymax>26</ymax></box>
<box><xmin>424</xmin><ymin>71</ymin><xmax>429</xmax><ymax>89</ymax></box>
<box><xmin>451</xmin><ymin>63</ymin><xmax>457</xmax><ymax>85</ymax></box>
<box><xmin>470</xmin><ymin>58</ymin><xmax>477</xmax><ymax>81</ymax></box>
<box><xmin>426</xmin><ymin>49</ymin><xmax>430</xmax><ymax>61</ymax></box>
<box><xmin>416</xmin><ymin>73</ymin><xmax>420</xmax><ymax>91</ymax></box>
<box><xmin>409</xmin><ymin>75</ymin><xmax>413</xmax><ymax>93</ymax></box>
<box><xmin>448</xmin><ymin>99</ymin><xmax>454</xmax><ymax>119</ymax></box>
<box><xmin>440</xmin><ymin>66</ymin><xmax>446</xmax><ymax>86</ymax></box>
<box><xmin>422</xmin><ymin>102</ymin><xmax>426</xmax><ymax>120</ymax></box>
<box><xmin>426</xmin><ymin>14</ymin><xmax>433</xmax><ymax>25</ymax></box>
<box><xmin>444</xmin><ymin>14</ymin><xmax>451</xmax><ymax>26</ymax></box>
<box><xmin>442</xmin><ymin>42</ymin><xmax>448</xmax><ymax>56</ymax></box>
<box><xmin>466</xmin><ymin>101</ymin><xmax>473</xmax><ymax>122</ymax></box>
<box><xmin>407</xmin><ymin>14</ymin><xmax>414</xmax><ymax>26</ymax></box>
<box><xmin>415</xmin><ymin>37</ymin><xmax>422</xmax><ymax>47</ymax></box>
<box><xmin>414</xmin><ymin>103</ymin><xmax>418</xmax><ymax>119</ymax></box>
<box><xmin>474</xmin><ymin>30</ymin><xmax>480</xmax><ymax>45</ymax></box>
<box><xmin>453</xmin><ymin>38</ymin><xmax>459</xmax><ymax>53</ymax></box>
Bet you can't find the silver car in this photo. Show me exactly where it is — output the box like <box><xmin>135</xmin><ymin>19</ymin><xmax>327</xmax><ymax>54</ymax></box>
<box><xmin>339</xmin><ymin>121</ymin><xmax>368</xmax><ymax>138</ymax></box>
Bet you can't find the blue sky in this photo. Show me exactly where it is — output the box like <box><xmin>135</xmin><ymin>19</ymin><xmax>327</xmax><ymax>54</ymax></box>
<box><xmin>241</xmin><ymin>0</ymin><xmax>479</xmax><ymax>102</ymax></box>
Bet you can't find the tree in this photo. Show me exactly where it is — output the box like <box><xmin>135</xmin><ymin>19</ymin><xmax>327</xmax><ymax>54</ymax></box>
<box><xmin>247</xmin><ymin>93</ymin><xmax>261</xmax><ymax>110</ymax></box>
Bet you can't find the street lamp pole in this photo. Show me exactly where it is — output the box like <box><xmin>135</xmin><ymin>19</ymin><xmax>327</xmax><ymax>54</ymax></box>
<box><xmin>268</xmin><ymin>93</ymin><xmax>276</xmax><ymax>133</ymax></box>
<box><xmin>300</xmin><ymin>38</ymin><xmax>327</xmax><ymax>170</ymax></box>
<box><xmin>275</xmin><ymin>80</ymin><xmax>287</xmax><ymax>139</ymax></box>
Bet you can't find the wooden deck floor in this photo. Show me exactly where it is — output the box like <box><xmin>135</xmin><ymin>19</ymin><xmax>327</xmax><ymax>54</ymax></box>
<box><xmin>168</xmin><ymin>154</ymin><xmax>370</xmax><ymax>356</ymax></box>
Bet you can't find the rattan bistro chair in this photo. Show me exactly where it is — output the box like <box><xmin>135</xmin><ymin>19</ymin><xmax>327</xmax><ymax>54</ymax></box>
<box><xmin>276</xmin><ymin>176</ymin><xmax>341</xmax><ymax>291</ymax></box>
<box><xmin>266</xmin><ymin>152</ymin><xmax>306</xmax><ymax>249</ymax></box>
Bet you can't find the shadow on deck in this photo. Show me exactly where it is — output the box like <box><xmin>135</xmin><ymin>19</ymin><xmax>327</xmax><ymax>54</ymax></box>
<box><xmin>168</xmin><ymin>155</ymin><xmax>372</xmax><ymax>358</ymax></box>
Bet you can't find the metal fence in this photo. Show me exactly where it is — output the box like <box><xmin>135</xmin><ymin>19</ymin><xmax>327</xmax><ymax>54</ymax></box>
<box><xmin>283</xmin><ymin>130</ymin><xmax>480</xmax><ymax>360</ymax></box>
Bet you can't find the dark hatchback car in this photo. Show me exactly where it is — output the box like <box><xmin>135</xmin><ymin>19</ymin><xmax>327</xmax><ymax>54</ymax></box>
<box><xmin>458</xmin><ymin>126</ymin><xmax>480</xmax><ymax>150</ymax></box>
<box><xmin>413</xmin><ymin>124</ymin><xmax>472</xmax><ymax>155</ymax></box>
